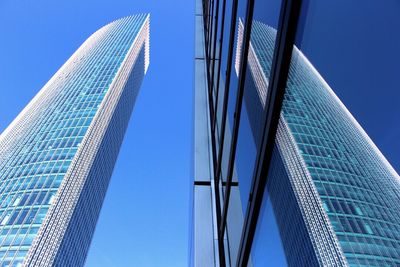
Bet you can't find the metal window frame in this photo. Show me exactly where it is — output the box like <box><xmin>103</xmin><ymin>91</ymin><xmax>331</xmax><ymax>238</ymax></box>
<box><xmin>209</xmin><ymin>0</ymin><xmax>222</xmax><ymax>134</ymax></box>
<box><xmin>201</xmin><ymin>0</ymin><xmax>241</xmax><ymax>265</ymax></box>
<box><xmin>201</xmin><ymin>0</ymin><xmax>227</xmax><ymax>265</ymax></box>
<box><xmin>208</xmin><ymin>0</ymin><xmax>216</xmax><ymax>64</ymax></box>
<box><xmin>236</xmin><ymin>0</ymin><xmax>302</xmax><ymax>265</ymax></box>
<box><xmin>200</xmin><ymin>0</ymin><xmax>302</xmax><ymax>265</ymax></box>
<box><xmin>211</xmin><ymin>0</ymin><xmax>227</xmax><ymax>133</ymax></box>
<box><xmin>213</xmin><ymin>0</ymin><xmax>239</xmax><ymax>196</ymax></box>
<box><xmin>219</xmin><ymin>0</ymin><xmax>254</xmax><ymax>239</ymax></box>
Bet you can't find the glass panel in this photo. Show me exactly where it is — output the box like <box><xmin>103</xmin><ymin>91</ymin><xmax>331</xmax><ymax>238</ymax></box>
<box><xmin>251</xmin><ymin>169</ymin><xmax>287</xmax><ymax>267</ymax></box>
<box><xmin>193</xmin><ymin>186</ymin><xmax>216</xmax><ymax>267</ymax></box>
<box><xmin>251</xmin><ymin>1</ymin><xmax>400</xmax><ymax>266</ymax></box>
<box><xmin>222</xmin><ymin>0</ymin><xmax>282</xmax><ymax>265</ymax></box>
<box><xmin>214</xmin><ymin>0</ymin><xmax>235</xmax><ymax>136</ymax></box>
<box><xmin>219</xmin><ymin>0</ymin><xmax>248</xmax><ymax>264</ymax></box>
<box><xmin>210</xmin><ymin>0</ymin><xmax>224</xmax><ymax>109</ymax></box>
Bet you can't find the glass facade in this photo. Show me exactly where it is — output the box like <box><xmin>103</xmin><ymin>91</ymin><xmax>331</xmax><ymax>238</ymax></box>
<box><xmin>0</xmin><ymin>14</ymin><xmax>150</xmax><ymax>267</ymax></box>
<box><xmin>282</xmin><ymin>31</ymin><xmax>400</xmax><ymax>267</ymax></box>
<box><xmin>193</xmin><ymin>0</ymin><xmax>400</xmax><ymax>266</ymax></box>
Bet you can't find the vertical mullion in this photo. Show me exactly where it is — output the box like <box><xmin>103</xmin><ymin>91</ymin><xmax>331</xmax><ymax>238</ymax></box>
<box><xmin>209</xmin><ymin>0</ymin><xmax>222</xmax><ymax>134</ymax></box>
<box><xmin>211</xmin><ymin>0</ymin><xmax>227</xmax><ymax>134</ymax></box>
<box><xmin>236</xmin><ymin>0</ymin><xmax>302</xmax><ymax>265</ymax></box>
<box><xmin>207</xmin><ymin>0</ymin><xmax>215</xmax><ymax>60</ymax></box>
<box><xmin>218</xmin><ymin>0</ymin><xmax>254</xmax><ymax>238</ymax></box>
<box><xmin>204</xmin><ymin>0</ymin><xmax>211</xmax><ymax>57</ymax></box>
<box><xmin>214</xmin><ymin>0</ymin><xmax>238</xmax><ymax>201</ymax></box>
<box><xmin>202</xmin><ymin>0</ymin><xmax>226</xmax><ymax>265</ymax></box>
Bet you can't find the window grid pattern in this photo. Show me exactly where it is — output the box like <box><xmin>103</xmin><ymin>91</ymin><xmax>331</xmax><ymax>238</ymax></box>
<box><xmin>25</xmin><ymin>16</ymin><xmax>149</xmax><ymax>267</ymax></box>
<box><xmin>0</xmin><ymin>14</ymin><xmax>148</xmax><ymax>266</ymax></box>
<box><xmin>52</xmin><ymin>45</ymin><xmax>146</xmax><ymax>267</ymax></box>
<box><xmin>247</xmin><ymin>21</ymin><xmax>400</xmax><ymax>266</ymax></box>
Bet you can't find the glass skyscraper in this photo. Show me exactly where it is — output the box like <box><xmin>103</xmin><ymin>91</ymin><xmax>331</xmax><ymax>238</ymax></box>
<box><xmin>0</xmin><ymin>14</ymin><xmax>149</xmax><ymax>266</ymax></box>
<box><xmin>192</xmin><ymin>0</ymin><xmax>400</xmax><ymax>266</ymax></box>
<box><xmin>243</xmin><ymin>20</ymin><xmax>400</xmax><ymax>266</ymax></box>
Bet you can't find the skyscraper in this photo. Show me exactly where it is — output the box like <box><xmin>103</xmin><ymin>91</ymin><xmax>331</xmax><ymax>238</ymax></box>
<box><xmin>192</xmin><ymin>0</ymin><xmax>400</xmax><ymax>265</ymax></box>
<box><xmin>241</xmin><ymin>20</ymin><xmax>400</xmax><ymax>266</ymax></box>
<box><xmin>0</xmin><ymin>14</ymin><xmax>150</xmax><ymax>266</ymax></box>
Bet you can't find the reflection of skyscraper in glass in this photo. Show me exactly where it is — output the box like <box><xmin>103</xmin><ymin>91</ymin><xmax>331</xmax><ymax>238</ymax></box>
<box><xmin>0</xmin><ymin>14</ymin><xmax>150</xmax><ymax>267</ymax></box>
<box><xmin>238</xmin><ymin>20</ymin><xmax>400</xmax><ymax>266</ymax></box>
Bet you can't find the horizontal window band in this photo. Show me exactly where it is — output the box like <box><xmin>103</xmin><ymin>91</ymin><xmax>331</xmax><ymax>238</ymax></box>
<box><xmin>194</xmin><ymin>181</ymin><xmax>211</xmax><ymax>186</ymax></box>
<box><xmin>194</xmin><ymin>181</ymin><xmax>238</xmax><ymax>186</ymax></box>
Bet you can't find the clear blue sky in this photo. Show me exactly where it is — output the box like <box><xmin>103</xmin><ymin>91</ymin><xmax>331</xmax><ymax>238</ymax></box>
<box><xmin>0</xmin><ymin>0</ymin><xmax>399</xmax><ymax>266</ymax></box>
<box><xmin>0</xmin><ymin>0</ymin><xmax>193</xmax><ymax>266</ymax></box>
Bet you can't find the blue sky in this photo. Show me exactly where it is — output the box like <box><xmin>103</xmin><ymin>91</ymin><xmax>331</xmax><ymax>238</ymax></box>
<box><xmin>0</xmin><ymin>0</ymin><xmax>193</xmax><ymax>266</ymax></box>
<box><xmin>0</xmin><ymin>0</ymin><xmax>399</xmax><ymax>266</ymax></box>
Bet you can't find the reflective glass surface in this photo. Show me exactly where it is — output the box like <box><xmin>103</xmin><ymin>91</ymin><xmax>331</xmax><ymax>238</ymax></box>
<box><xmin>196</xmin><ymin>0</ymin><xmax>400</xmax><ymax>266</ymax></box>
<box><xmin>248</xmin><ymin>3</ymin><xmax>400</xmax><ymax>265</ymax></box>
<box><xmin>283</xmin><ymin>2</ymin><xmax>400</xmax><ymax>265</ymax></box>
<box><xmin>230</xmin><ymin>0</ymin><xmax>282</xmax><ymax>265</ymax></box>
<box><xmin>219</xmin><ymin>1</ymin><xmax>249</xmax><ymax>265</ymax></box>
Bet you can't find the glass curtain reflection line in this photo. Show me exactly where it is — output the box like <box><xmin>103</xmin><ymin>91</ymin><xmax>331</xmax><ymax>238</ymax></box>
<box><xmin>239</xmin><ymin>20</ymin><xmax>400</xmax><ymax>266</ymax></box>
<box><xmin>0</xmin><ymin>14</ymin><xmax>150</xmax><ymax>267</ymax></box>
<box><xmin>192</xmin><ymin>0</ymin><xmax>301</xmax><ymax>265</ymax></box>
